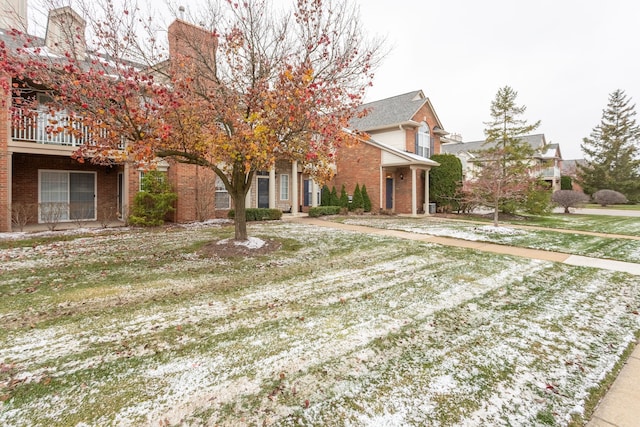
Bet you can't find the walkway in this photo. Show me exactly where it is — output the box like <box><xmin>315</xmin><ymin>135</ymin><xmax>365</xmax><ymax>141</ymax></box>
<box><xmin>283</xmin><ymin>215</ymin><xmax>640</xmax><ymax>426</ymax></box>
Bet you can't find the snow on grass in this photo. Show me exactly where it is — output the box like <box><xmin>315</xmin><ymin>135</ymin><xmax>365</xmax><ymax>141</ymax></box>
<box><xmin>217</xmin><ymin>236</ymin><xmax>266</xmax><ymax>249</ymax></box>
<box><xmin>1</xmin><ymin>221</ymin><xmax>639</xmax><ymax>426</ymax></box>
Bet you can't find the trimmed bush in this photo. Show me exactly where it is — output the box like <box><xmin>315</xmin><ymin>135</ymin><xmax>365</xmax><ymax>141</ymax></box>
<box><xmin>351</xmin><ymin>184</ymin><xmax>363</xmax><ymax>211</ymax></box>
<box><xmin>560</xmin><ymin>176</ymin><xmax>573</xmax><ymax>190</ymax></box>
<box><xmin>308</xmin><ymin>206</ymin><xmax>341</xmax><ymax>217</ymax></box>
<box><xmin>128</xmin><ymin>171</ymin><xmax>177</xmax><ymax>226</ymax></box>
<box><xmin>330</xmin><ymin>186</ymin><xmax>339</xmax><ymax>206</ymax></box>
<box><xmin>362</xmin><ymin>184</ymin><xmax>372</xmax><ymax>212</ymax></box>
<box><xmin>321</xmin><ymin>185</ymin><xmax>331</xmax><ymax>206</ymax></box>
<box><xmin>429</xmin><ymin>154</ymin><xmax>463</xmax><ymax>212</ymax></box>
<box><xmin>228</xmin><ymin>208</ymin><xmax>282</xmax><ymax>221</ymax></box>
<box><xmin>339</xmin><ymin>184</ymin><xmax>349</xmax><ymax>208</ymax></box>
<box><xmin>593</xmin><ymin>189</ymin><xmax>628</xmax><ymax>206</ymax></box>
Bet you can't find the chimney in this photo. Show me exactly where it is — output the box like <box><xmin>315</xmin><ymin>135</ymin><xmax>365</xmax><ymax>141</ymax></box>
<box><xmin>45</xmin><ymin>6</ymin><xmax>87</xmax><ymax>60</ymax></box>
<box><xmin>178</xmin><ymin>5</ymin><xmax>185</xmax><ymax>20</ymax></box>
<box><xmin>0</xmin><ymin>0</ymin><xmax>28</xmax><ymax>31</ymax></box>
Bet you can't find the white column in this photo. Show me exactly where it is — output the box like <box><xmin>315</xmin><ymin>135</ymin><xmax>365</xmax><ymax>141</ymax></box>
<box><xmin>411</xmin><ymin>167</ymin><xmax>417</xmax><ymax>216</ymax></box>
<box><xmin>424</xmin><ymin>167</ymin><xmax>430</xmax><ymax>215</ymax></box>
<box><xmin>291</xmin><ymin>160</ymin><xmax>298</xmax><ymax>215</ymax></box>
<box><xmin>311</xmin><ymin>180</ymin><xmax>318</xmax><ymax>207</ymax></box>
<box><xmin>269</xmin><ymin>167</ymin><xmax>276</xmax><ymax>209</ymax></box>
<box><xmin>245</xmin><ymin>182</ymin><xmax>251</xmax><ymax>208</ymax></box>
<box><xmin>379</xmin><ymin>166</ymin><xmax>384</xmax><ymax>211</ymax></box>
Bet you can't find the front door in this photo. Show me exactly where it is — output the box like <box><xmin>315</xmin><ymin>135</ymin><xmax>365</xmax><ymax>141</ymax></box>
<box><xmin>386</xmin><ymin>178</ymin><xmax>393</xmax><ymax>210</ymax></box>
<box><xmin>257</xmin><ymin>177</ymin><xmax>269</xmax><ymax>208</ymax></box>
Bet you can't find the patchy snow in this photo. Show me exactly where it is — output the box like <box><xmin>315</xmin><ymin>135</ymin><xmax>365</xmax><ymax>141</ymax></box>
<box><xmin>217</xmin><ymin>236</ymin><xmax>266</xmax><ymax>249</ymax></box>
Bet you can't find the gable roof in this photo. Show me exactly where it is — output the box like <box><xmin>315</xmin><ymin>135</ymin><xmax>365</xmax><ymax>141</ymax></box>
<box><xmin>351</xmin><ymin>90</ymin><xmax>445</xmax><ymax>132</ymax></box>
<box><xmin>441</xmin><ymin>133</ymin><xmax>561</xmax><ymax>160</ymax></box>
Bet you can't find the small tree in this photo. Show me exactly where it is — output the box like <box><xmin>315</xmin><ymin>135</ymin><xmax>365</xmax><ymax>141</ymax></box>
<box><xmin>321</xmin><ymin>185</ymin><xmax>331</xmax><ymax>206</ymax></box>
<box><xmin>129</xmin><ymin>171</ymin><xmax>177</xmax><ymax>226</ymax></box>
<box><xmin>351</xmin><ymin>184</ymin><xmax>363</xmax><ymax>211</ymax></box>
<box><xmin>593</xmin><ymin>189</ymin><xmax>628</xmax><ymax>206</ymax></box>
<box><xmin>339</xmin><ymin>184</ymin><xmax>349</xmax><ymax>209</ymax></box>
<box><xmin>362</xmin><ymin>184</ymin><xmax>372</xmax><ymax>212</ymax></box>
<box><xmin>523</xmin><ymin>180</ymin><xmax>552</xmax><ymax>215</ymax></box>
<box><xmin>560</xmin><ymin>176</ymin><xmax>573</xmax><ymax>190</ymax></box>
<box><xmin>552</xmin><ymin>190</ymin><xmax>590</xmax><ymax>213</ymax></box>
<box><xmin>429</xmin><ymin>154</ymin><xmax>463</xmax><ymax>212</ymax></box>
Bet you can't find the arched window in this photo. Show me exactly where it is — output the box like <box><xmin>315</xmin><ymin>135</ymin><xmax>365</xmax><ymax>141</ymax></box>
<box><xmin>415</xmin><ymin>122</ymin><xmax>431</xmax><ymax>158</ymax></box>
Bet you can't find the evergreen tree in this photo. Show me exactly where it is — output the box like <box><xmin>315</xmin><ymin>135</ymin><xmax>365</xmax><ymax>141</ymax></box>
<box><xmin>361</xmin><ymin>184</ymin><xmax>372</xmax><ymax>212</ymax></box>
<box><xmin>578</xmin><ymin>90</ymin><xmax>640</xmax><ymax>201</ymax></box>
<box><xmin>429</xmin><ymin>154</ymin><xmax>463</xmax><ymax>212</ymax></box>
<box><xmin>560</xmin><ymin>176</ymin><xmax>573</xmax><ymax>190</ymax></box>
<box><xmin>339</xmin><ymin>184</ymin><xmax>349</xmax><ymax>208</ymax></box>
<box><xmin>466</xmin><ymin>86</ymin><xmax>540</xmax><ymax>226</ymax></box>
<box><xmin>330</xmin><ymin>186</ymin><xmax>339</xmax><ymax>206</ymax></box>
<box><xmin>320</xmin><ymin>185</ymin><xmax>331</xmax><ymax>206</ymax></box>
<box><xmin>351</xmin><ymin>184</ymin><xmax>364</xmax><ymax>210</ymax></box>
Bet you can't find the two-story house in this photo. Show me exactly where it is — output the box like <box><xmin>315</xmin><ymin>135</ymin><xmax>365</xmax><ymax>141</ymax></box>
<box><xmin>332</xmin><ymin>90</ymin><xmax>446</xmax><ymax>215</ymax></box>
<box><xmin>440</xmin><ymin>133</ymin><xmax>562</xmax><ymax>191</ymax></box>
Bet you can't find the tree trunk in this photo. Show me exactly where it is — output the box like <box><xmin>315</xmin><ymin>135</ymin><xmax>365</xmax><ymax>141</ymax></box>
<box><xmin>493</xmin><ymin>205</ymin><xmax>499</xmax><ymax>227</ymax></box>
<box><xmin>564</xmin><ymin>206</ymin><xmax>570</xmax><ymax>213</ymax></box>
<box><xmin>232</xmin><ymin>189</ymin><xmax>248</xmax><ymax>241</ymax></box>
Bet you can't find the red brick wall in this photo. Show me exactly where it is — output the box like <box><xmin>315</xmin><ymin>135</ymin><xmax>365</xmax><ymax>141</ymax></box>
<box><xmin>405</xmin><ymin>102</ymin><xmax>443</xmax><ymax>155</ymax></box>
<box><xmin>333</xmin><ymin>140</ymin><xmax>382</xmax><ymax>210</ymax></box>
<box><xmin>11</xmin><ymin>153</ymin><xmax>122</xmax><ymax>225</ymax></box>
<box><xmin>0</xmin><ymin>75</ymin><xmax>9</xmax><ymax>231</ymax></box>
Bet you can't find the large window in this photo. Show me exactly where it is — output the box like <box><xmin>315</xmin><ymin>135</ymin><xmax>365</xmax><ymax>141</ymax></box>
<box><xmin>215</xmin><ymin>176</ymin><xmax>230</xmax><ymax>210</ymax></box>
<box><xmin>280</xmin><ymin>174</ymin><xmax>289</xmax><ymax>200</ymax></box>
<box><xmin>39</xmin><ymin>170</ymin><xmax>96</xmax><ymax>222</ymax></box>
<box><xmin>415</xmin><ymin>122</ymin><xmax>432</xmax><ymax>158</ymax></box>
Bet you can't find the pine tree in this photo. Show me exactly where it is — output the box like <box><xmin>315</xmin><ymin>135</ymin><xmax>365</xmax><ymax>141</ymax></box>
<box><xmin>429</xmin><ymin>154</ymin><xmax>463</xmax><ymax>212</ymax></box>
<box><xmin>351</xmin><ymin>184</ymin><xmax>363</xmax><ymax>210</ymax></box>
<box><xmin>361</xmin><ymin>184</ymin><xmax>372</xmax><ymax>212</ymax></box>
<box><xmin>330</xmin><ymin>186</ymin><xmax>339</xmax><ymax>206</ymax></box>
<box><xmin>320</xmin><ymin>185</ymin><xmax>331</xmax><ymax>206</ymax></box>
<box><xmin>578</xmin><ymin>89</ymin><xmax>640</xmax><ymax>201</ymax></box>
<box><xmin>339</xmin><ymin>184</ymin><xmax>349</xmax><ymax>208</ymax></box>
<box><xmin>466</xmin><ymin>86</ymin><xmax>540</xmax><ymax>226</ymax></box>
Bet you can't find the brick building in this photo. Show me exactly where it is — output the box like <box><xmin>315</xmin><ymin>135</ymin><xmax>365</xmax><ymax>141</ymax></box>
<box><xmin>333</xmin><ymin>90</ymin><xmax>446</xmax><ymax>215</ymax></box>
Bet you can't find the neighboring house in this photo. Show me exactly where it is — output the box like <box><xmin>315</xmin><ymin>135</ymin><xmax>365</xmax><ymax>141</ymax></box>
<box><xmin>333</xmin><ymin>90</ymin><xmax>445</xmax><ymax>215</ymax></box>
<box><xmin>440</xmin><ymin>133</ymin><xmax>563</xmax><ymax>191</ymax></box>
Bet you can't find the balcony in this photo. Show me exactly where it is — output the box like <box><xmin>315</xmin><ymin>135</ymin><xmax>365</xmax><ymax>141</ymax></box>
<box><xmin>540</xmin><ymin>166</ymin><xmax>560</xmax><ymax>179</ymax></box>
<box><xmin>12</xmin><ymin>109</ymin><xmax>95</xmax><ymax>147</ymax></box>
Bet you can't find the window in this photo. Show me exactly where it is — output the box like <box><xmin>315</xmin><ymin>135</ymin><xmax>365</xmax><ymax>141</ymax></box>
<box><xmin>415</xmin><ymin>122</ymin><xmax>432</xmax><ymax>158</ymax></box>
<box><xmin>39</xmin><ymin>170</ymin><xmax>96</xmax><ymax>222</ymax></box>
<box><xmin>215</xmin><ymin>176</ymin><xmax>230</xmax><ymax>210</ymax></box>
<box><xmin>139</xmin><ymin>171</ymin><xmax>167</xmax><ymax>192</ymax></box>
<box><xmin>280</xmin><ymin>174</ymin><xmax>289</xmax><ymax>200</ymax></box>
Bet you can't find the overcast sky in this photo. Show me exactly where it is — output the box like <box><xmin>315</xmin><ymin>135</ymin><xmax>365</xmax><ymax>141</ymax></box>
<box><xmin>28</xmin><ymin>0</ymin><xmax>640</xmax><ymax>159</ymax></box>
<box><xmin>353</xmin><ymin>0</ymin><xmax>640</xmax><ymax>159</ymax></box>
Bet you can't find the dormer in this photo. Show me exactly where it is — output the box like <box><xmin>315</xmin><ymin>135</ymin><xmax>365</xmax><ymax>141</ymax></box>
<box><xmin>45</xmin><ymin>6</ymin><xmax>87</xmax><ymax>60</ymax></box>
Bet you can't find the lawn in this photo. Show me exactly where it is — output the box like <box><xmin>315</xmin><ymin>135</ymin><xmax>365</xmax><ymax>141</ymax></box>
<box><xmin>452</xmin><ymin>213</ymin><xmax>640</xmax><ymax>237</ymax></box>
<box><xmin>1</xmin><ymin>221</ymin><xmax>639</xmax><ymax>426</ymax></box>
<box><xmin>338</xmin><ymin>216</ymin><xmax>640</xmax><ymax>263</ymax></box>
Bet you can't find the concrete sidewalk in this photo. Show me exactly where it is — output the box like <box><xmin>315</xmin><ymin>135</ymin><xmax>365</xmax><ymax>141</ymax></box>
<box><xmin>284</xmin><ymin>215</ymin><xmax>640</xmax><ymax>426</ymax></box>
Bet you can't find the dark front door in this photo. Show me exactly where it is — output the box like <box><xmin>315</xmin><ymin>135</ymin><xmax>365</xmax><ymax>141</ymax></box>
<box><xmin>386</xmin><ymin>178</ymin><xmax>393</xmax><ymax>210</ymax></box>
<box><xmin>258</xmin><ymin>178</ymin><xmax>269</xmax><ymax>208</ymax></box>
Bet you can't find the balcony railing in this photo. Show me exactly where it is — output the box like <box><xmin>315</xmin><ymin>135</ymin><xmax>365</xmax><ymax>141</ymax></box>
<box><xmin>11</xmin><ymin>109</ymin><xmax>123</xmax><ymax>148</ymax></box>
<box><xmin>540</xmin><ymin>166</ymin><xmax>560</xmax><ymax>179</ymax></box>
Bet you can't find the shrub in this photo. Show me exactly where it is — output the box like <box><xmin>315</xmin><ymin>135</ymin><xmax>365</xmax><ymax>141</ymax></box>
<box><xmin>593</xmin><ymin>189</ymin><xmax>628</xmax><ymax>206</ymax></box>
<box><xmin>429</xmin><ymin>154</ymin><xmax>463</xmax><ymax>212</ymax></box>
<box><xmin>227</xmin><ymin>208</ymin><xmax>282</xmax><ymax>221</ymax></box>
<box><xmin>523</xmin><ymin>182</ymin><xmax>552</xmax><ymax>216</ymax></box>
<box><xmin>330</xmin><ymin>186</ymin><xmax>339</xmax><ymax>206</ymax></box>
<box><xmin>308</xmin><ymin>206</ymin><xmax>341</xmax><ymax>217</ymax></box>
<box><xmin>351</xmin><ymin>184</ymin><xmax>363</xmax><ymax>211</ymax></box>
<box><xmin>560</xmin><ymin>176</ymin><xmax>573</xmax><ymax>190</ymax></box>
<box><xmin>11</xmin><ymin>202</ymin><xmax>36</xmax><ymax>232</ymax></box>
<box><xmin>551</xmin><ymin>190</ymin><xmax>590</xmax><ymax>213</ymax></box>
<box><xmin>128</xmin><ymin>171</ymin><xmax>177</xmax><ymax>226</ymax></box>
<box><xmin>339</xmin><ymin>184</ymin><xmax>349</xmax><ymax>208</ymax></box>
<box><xmin>321</xmin><ymin>185</ymin><xmax>331</xmax><ymax>206</ymax></box>
<box><xmin>361</xmin><ymin>184</ymin><xmax>372</xmax><ymax>212</ymax></box>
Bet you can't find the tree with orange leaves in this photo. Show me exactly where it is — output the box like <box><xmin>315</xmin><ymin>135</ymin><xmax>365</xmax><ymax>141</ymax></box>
<box><xmin>1</xmin><ymin>0</ymin><xmax>383</xmax><ymax>240</ymax></box>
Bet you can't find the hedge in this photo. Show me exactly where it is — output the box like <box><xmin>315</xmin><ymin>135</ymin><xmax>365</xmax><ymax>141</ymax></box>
<box><xmin>227</xmin><ymin>208</ymin><xmax>283</xmax><ymax>221</ymax></box>
<box><xmin>308</xmin><ymin>206</ymin><xmax>341</xmax><ymax>217</ymax></box>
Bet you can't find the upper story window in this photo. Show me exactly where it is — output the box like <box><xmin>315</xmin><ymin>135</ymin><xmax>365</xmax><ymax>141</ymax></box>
<box><xmin>415</xmin><ymin>122</ymin><xmax>432</xmax><ymax>158</ymax></box>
